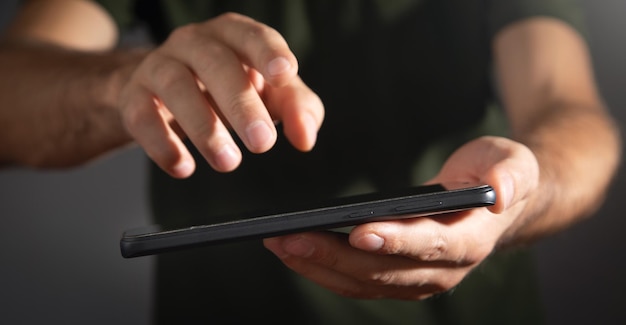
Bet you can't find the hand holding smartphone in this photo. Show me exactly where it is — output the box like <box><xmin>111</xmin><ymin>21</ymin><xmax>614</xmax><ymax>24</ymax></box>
<box><xmin>120</xmin><ymin>182</ymin><xmax>495</xmax><ymax>258</ymax></box>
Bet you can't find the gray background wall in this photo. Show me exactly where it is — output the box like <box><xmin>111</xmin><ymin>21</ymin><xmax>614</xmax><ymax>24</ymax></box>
<box><xmin>0</xmin><ymin>1</ymin><xmax>624</xmax><ymax>324</ymax></box>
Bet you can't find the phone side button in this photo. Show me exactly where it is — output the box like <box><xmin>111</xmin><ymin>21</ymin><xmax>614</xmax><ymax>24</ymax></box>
<box><xmin>394</xmin><ymin>201</ymin><xmax>442</xmax><ymax>212</ymax></box>
<box><xmin>345</xmin><ymin>210</ymin><xmax>374</xmax><ymax>219</ymax></box>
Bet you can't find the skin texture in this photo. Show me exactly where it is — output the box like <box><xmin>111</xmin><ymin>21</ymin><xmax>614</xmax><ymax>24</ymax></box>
<box><xmin>0</xmin><ymin>0</ymin><xmax>621</xmax><ymax>300</ymax></box>
<box><xmin>0</xmin><ymin>1</ymin><xmax>324</xmax><ymax>175</ymax></box>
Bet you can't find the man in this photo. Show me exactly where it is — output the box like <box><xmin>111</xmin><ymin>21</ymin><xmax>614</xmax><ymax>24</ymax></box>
<box><xmin>0</xmin><ymin>0</ymin><xmax>621</xmax><ymax>323</ymax></box>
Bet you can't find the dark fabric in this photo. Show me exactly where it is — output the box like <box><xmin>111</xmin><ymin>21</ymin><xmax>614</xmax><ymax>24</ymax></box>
<box><xmin>93</xmin><ymin>0</ymin><xmax>586</xmax><ymax>323</ymax></box>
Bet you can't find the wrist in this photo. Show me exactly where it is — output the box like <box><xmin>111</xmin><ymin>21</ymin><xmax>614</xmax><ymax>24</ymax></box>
<box><xmin>1</xmin><ymin>43</ymin><xmax>149</xmax><ymax>167</ymax></box>
<box><xmin>99</xmin><ymin>48</ymin><xmax>148</xmax><ymax>113</ymax></box>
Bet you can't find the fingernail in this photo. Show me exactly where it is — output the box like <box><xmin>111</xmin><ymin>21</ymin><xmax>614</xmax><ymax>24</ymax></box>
<box><xmin>246</xmin><ymin>120</ymin><xmax>275</xmax><ymax>152</ymax></box>
<box><xmin>354</xmin><ymin>234</ymin><xmax>385</xmax><ymax>252</ymax></box>
<box><xmin>267</xmin><ymin>57</ymin><xmax>291</xmax><ymax>77</ymax></box>
<box><xmin>284</xmin><ymin>236</ymin><xmax>315</xmax><ymax>258</ymax></box>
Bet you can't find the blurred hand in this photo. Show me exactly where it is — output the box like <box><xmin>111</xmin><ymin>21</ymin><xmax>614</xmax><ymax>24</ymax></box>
<box><xmin>264</xmin><ymin>136</ymin><xmax>539</xmax><ymax>299</ymax></box>
<box><xmin>118</xmin><ymin>13</ymin><xmax>324</xmax><ymax>177</ymax></box>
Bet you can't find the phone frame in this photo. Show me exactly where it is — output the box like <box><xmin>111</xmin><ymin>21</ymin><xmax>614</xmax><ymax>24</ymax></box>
<box><xmin>120</xmin><ymin>182</ymin><xmax>495</xmax><ymax>258</ymax></box>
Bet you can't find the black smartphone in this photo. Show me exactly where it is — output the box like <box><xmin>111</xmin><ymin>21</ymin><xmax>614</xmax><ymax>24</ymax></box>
<box><xmin>120</xmin><ymin>182</ymin><xmax>495</xmax><ymax>258</ymax></box>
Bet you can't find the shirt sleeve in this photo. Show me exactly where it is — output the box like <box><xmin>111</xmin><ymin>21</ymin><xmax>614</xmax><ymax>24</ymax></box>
<box><xmin>94</xmin><ymin>0</ymin><xmax>137</xmax><ymax>31</ymax></box>
<box><xmin>488</xmin><ymin>0</ymin><xmax>587</xmax><ymax>40</ymax></box>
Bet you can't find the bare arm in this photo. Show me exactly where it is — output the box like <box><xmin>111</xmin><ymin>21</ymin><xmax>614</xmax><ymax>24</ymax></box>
<box><xmin>0</xmin><ymin>0</ymin><xmax>324</xmax><ymax>173</ymax></box>
<box><xmin>493</xmin><ymin>17</ymin><xmax>622</xmax><ymax>245</ymax></box>
<box><xmin>264</xmin><ymin>17</ymin><xmax>622</xmax><ymax>300</ymax></box>
<box><xmin>0</xmin><ymin>0</ymin><xmax>136</xmax><ymax>167</ymax></box>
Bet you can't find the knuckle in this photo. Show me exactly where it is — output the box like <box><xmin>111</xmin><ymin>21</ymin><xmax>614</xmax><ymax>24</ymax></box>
<box><xmin>311</xmin><ymin>249</ymin><xmax>341</xmax><ymax>269</ymax></box>
<box><xmin>246</xmin><ymin>26</ymin><xmax>279</xmax><ymax>60</ymax></box>
<box><xmin>418</xmin><ymin>233</ymin><xmax>449</xmax><ymax>261</ymax></box>
<box><xmin>219</xmin><ymin>12</ymin><xmax>284</xmax><ymax>57</ymax></box>
<box><xmin>452</xmin><ymin>234</ymin><xmax>492</xmax><ymax>266</ymax></box>
<box><xmin>382</xmin><ymin>236</ymin><xmax>407</xmax><ymax>255</ymax></box>
<box><xmin>121</xmin><ymin>106</ymin><xmax>142</xmax><ymax>131</ymax></box>
<box><xmin>243</xmin><ymin>22</ymin><xmax>273</xmax><ymax>41</ymax></box>
<box><xmin>151</xmin><ymin>60</ymin><xmax>191</xmax><ymax>91</ymax></box>
<box><xmin>192</xmin><ymin>42</ymin><xmax>231</xmax><ymax>74</ymax></box>
<box><xmin>120</xmin><ymin>98</ymin><xmax>151</xmax><ymax>132</ymax></box>
<box><xmin>187</xmin><ymin>122</ymin><xmax>215</xmax><ymax>144</ymax></box>
<box><xmin>366</xmin><ymin>270</ymin><xmax>398</xmax><ymax>286</ymax></box>
<box><xmin>225</xmin><ymin>94</ymin><xmax>260</xmax><ymax>121</ymax></box>
<box><xmin>202</xmin><ymin>41</ymin><xmax>230</xmax><ymax>61</ymax></box>
<box><xmin>168</xmin><ymin>23</ymin><xmax>202</xmax><ymax>44</ymax></box>
<box><xmin>187</xmin><ymin>40</ymin><xmax>238</xmax><ymax>78</ymax></box>
<box><xmin>215</xmin><ymin>12</ymin><xmax>247</xmax><ymax>24</ymax></box>
<box><xmin>243</xmin><ymin>25</ymin><xmax>282</xmax><ymax>56</ymax></box>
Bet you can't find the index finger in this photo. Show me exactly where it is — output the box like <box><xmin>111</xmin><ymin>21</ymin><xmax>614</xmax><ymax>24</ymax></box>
<box><xmin>349</xmin><ymin>214</ymin><xmax>494</xmax><ymax>265</ymax></box>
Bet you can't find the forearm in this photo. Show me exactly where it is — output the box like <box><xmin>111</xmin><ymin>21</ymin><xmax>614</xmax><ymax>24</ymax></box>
<box><xmin>0</xmin><ymin>41</ymin><xmax>145</xmax><ymax>168</ymax></box>
<box><xmin>500</xmin><ymin>101</ymin><xmax>621</xmax><ymax>246</ymax></box>
<box><xmin>492</xmin><ymin>18</ymin><xmax>623</xmax><ymax>247</ymax></box>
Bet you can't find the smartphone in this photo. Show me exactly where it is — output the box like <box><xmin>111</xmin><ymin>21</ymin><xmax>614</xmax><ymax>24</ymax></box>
<box><xmin>120</xmin><ymin>182</ymin><xmax>495</xmax><ymax>258</ymax></box>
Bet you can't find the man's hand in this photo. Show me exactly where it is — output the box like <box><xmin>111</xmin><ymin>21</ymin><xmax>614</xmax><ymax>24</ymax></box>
<box><xmin>264</xmin><ymin>136</ymin><xmax>539</xmax><ymax>299</ymax></box>
<box><xmin>118</xmin><ymin>13</ymin><xmax>324</xmax><ymax>177</ymax></box>
<box><xmin>2</xmin><ymin>3</ymin><xmax>323</xmax><ymax>172</ymax></box>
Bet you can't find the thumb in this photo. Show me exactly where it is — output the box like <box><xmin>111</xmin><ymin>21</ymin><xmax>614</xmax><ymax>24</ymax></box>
<box><xmin>478</xmin><ymin>140</ymin><xmax>539</xmax><ymax>214</ymax></box>
<box><xmin>429</xmin><ymin>136</ymin><xmax>539</xmax><ymax>214</ymax></box>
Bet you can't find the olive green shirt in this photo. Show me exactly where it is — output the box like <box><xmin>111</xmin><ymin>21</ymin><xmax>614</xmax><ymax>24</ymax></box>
<box><xmin>97</xmin><ymin>1</ymin><xmax>586</xmax><ymax>323</ymax></box>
